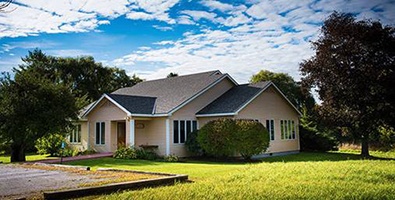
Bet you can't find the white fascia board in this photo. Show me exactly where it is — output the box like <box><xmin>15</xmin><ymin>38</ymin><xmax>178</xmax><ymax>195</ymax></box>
<box><xmin>234</xmin><ymin>82</ymin><xmax>302</xmax><ymax>116</ymax></box>
<box><xmin>270</xmin><ymin>83</ymin><xmax>302</xmax><ymax>116</ymax></box>
<box><xmin>234</xmin><ymin>82</ymin><xmax>272</xmax><ymax>114</ymax></box>
<box><xmin>81</xmin><ymin>94</ymin><xmax>132</xmax><ymax>118</ymax></box>
<box><xmin>169</xmin><ymin>74</ymin><xmax>238</xmax><ymax>115</ymax></box>
<box><xmin>195</xmin><ymin>113</ymin><xmax>236</xmax><ymax>117</ymax></box>
<box><xmin>130</xmin><ymin>113</ymin><xmax>169</xmax><ymax>117</ymax></box>
<box><xmin>81</xmin><ymin>95</ymin><xmax>106</xmax><ymax>118</ymax></box>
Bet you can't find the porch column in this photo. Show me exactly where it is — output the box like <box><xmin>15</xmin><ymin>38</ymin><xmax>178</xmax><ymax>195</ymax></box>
<box><xmin>165</xmin><ymin>118</ymin><xmax>170</xmax><ymax>155</ymax></box>
<box><xmin>129</xmin><ymin>119</ymin><xmax>135</xmax><ymax>147</ymax></box>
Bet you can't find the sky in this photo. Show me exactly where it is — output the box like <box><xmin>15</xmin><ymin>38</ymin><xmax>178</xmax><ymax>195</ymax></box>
<box><xmin>0</xmin><ymin>0</ymin><xmax>394</xmax><ymax>84</ymax></box>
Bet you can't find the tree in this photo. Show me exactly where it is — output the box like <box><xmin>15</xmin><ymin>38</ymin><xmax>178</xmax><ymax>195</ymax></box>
<box><xmin>167</xmin><ymin>72</ymin><xmax>178</xmax><ymax>78</ymax></box>
<box><xmin>0</xmin><ymin>69</ymin><xmax>78</xmax><ymax>162</ymax></box>
<box><xmin>300</xmin><ymin>12</ymin><xmax>395</xmax><ymax>156</ymax></box>
<box><xmin>20</xmin><ymin>49</ymin><xmax>142</xmax><ymax>103</ymax></box>
<box><xmin>250</xmin><ymin>70</ymin><xmax>315</xmax><ymax>111</ymax></box>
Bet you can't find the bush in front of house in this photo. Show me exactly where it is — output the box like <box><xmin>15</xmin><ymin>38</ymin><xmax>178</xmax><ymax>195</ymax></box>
<box><xmin>197</xmin><ymin>118</ymin><xmax>239</xmax><ymax>158</ymax></box>
<box><xmin>114</xmin><ymin>147</ymin><xmax>159</xmax><ymax>160</ymax></box>
<box><xmin>113</xmin><ymin>147</ymin><xmax>138</xmax><ymax>159</ymax></box>
<box><xmin>35</xmin><ymin>133</ymin><xmax>66</xmax><ymax>157</ymax></box>
<box><xmin>235</xmin><ymin>119</ymin><xmax>269</xmax><ymax>160</ymax></box>
<box><xmin>163</xmin><ymin>154</ymin><xmax>179</xmax><ymax>162</ymax></box>
<box><xmin>197</xmin><ymin>119</ymin><xmax>270</xmax><ymax>160</ymax></box>
<box><xmin>185</xmin><ymin>130</ymin><xmax>204</xmax><ymax>156</ymax></box>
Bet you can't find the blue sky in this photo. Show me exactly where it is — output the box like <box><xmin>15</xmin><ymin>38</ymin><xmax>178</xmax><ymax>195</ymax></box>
<box><xmin>0</xmin><ymin>0</ymin><xmax>394</xmax><ymax>83</ymax></box>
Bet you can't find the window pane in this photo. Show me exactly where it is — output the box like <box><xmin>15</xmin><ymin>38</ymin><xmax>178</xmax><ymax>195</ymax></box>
<box><xmin>271</xmin><ymin>120</ymin><xmax>275</xmax><ymax>140</ymax></box>
<box><xmin>173</xmin><ymin>121</ymin><xmax>179</xmax><ymax>143</ymax></box>
<box><xmin>192</xmin><ymin>121</ymin><xmax>197</xmax><ymax>131</ymax></box>
<box><xmin>288</xmin><ymin>120</ymin><xmax>292</xmax><ymax>139</ymax></box>
<box><xmin>77</xmin><ymin>125</ymin><xmax>81</xmax><ymax>143</ymax></box>
<box><xmin>96</xmin><ymin>122</ymin><xmax>100</xmax><ymax>144</ymax></box>
<box><xmin>101</xmin><ymin>122</ymin><xmax>105</xmax><ymax>144</ymax></box>
<box><xmin>280</xmin><ymin>120</ymin><xmax>284</xmax><ymax>139</ymax></box>
<box><xmin>180</xmin><ymin>120</ymin><xmax>185</xmax><ymax>143</ymax></box>
<box><xmin>186</xmin><ymin>121</ymin><xmax>191</xmax><ymax>133</ymax></box>
<box><xmin>292</xmin><ymin>120</ymin><xmax>295</xmax><ymax>139</ymax></box>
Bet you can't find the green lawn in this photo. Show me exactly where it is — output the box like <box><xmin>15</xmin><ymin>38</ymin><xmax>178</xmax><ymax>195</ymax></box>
<box><xmin>67</xmin><ymin>150</ymin><xmax>395</xmax><ymax>200</ymax></box>
<box><xmin>0</xmin><ymin>154</ymin><xmax>55</xmax><ymax>163</ymax></box>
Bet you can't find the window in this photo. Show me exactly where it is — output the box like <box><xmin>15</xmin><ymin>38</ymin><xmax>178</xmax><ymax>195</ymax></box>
<box><xmin>173</xmin><ymin>120</ymin><xmax>198</xmax><ymax>144</ymax></box>
<box><xmin>266</xmin><ymin>119</ymin><xmax>275</xmax><ymax>140</ymax></box>
<box><xmin>70</xmin><ymin>124</ymin><xmax>81</xmax><ymax>143</ymax></box>
<box><xmin>95</xmin><ymin>122</ymin><xmax>105</xmax><ymax>145</ymax></box>
<box><xmin>280</xmin><ymin>120</ymin><xmax>296</xmax><ymax>140</ymax></box>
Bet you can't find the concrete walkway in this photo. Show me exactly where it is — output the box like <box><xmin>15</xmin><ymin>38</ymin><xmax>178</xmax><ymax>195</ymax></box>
<box><xmin>33</xmin><ymin>152</ymin><xmax>113</xmax><ymax>164</ymax></box>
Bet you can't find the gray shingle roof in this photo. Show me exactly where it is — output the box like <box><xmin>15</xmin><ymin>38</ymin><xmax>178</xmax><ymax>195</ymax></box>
<box><xmin>197</xmin><ymin>81</ymin><xmax>271</xmax><ymax>115</ymax></box>
<box><xmin>112</xmin><ymin>70</ymin><xmax>226</xmax><ymax>114</ymax></box>
<box><xmin>107</xmin><ymin>94</ymin><xmax>156</xmax><ymax>114</ymax></box>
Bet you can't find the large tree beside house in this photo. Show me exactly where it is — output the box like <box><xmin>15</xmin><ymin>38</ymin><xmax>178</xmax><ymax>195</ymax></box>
<box><xmin>0</xmin><ymin>68</ymin><xmax>78</xmax><ymax>162</ymax></box>
<box><xmin>300</xmin><ymin>12</ymin><xmax>395</xmax><ymax>157</ymax></box>
<box><xmin>20</xmin><ymin>49</ymin><xmax>142</xmax><ymax>104</ymax></box>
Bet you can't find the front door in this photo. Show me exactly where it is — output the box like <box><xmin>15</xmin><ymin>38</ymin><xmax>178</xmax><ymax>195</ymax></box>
<box><xmin>117</xmin><ymin>122</ymin><xmax>126</xmax><ymax>148</ymax></box>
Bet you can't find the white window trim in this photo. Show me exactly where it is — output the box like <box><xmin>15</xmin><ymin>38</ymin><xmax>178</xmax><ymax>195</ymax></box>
<box><xmin>95</xmin><ymin>122</ymin><xmax>106</xmax><ymax>145</ymax></box>
<box><xmin>70</xmin><ymin>124</ymin><xmax>82</xmax><ymax>144</ymax></box>
<box><xmin>266</xmin><ymin>119</ymin><xmax>275</xmax><ymax>141</ymax></box>
<box><xmin>280</xmin><ymin>120</ymin><xmax>296</xmax><ymax>140</ymax></box>
<box><xmin>173</xmin><ymin>119</ymin><xmax>198</xmax><ymax>144</ymax></box>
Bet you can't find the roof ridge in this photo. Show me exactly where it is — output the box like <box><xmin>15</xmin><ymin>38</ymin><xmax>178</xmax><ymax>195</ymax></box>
<box><xmin>135</xmin><ymin>70</ymin><xmax>221</xmax><ymax>84</ymax></box>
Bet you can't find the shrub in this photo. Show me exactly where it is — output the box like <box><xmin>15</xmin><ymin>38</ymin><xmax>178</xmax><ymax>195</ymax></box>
<box><xmin>198</xmin><ymin>118</ymin><xmax>238</xmax><ymax>158</ymax></box>
<box><xmin>136</xmin><ymin>148</ymin><xmax>158</xmax><ymax>160</ymax></box>
<box><xmin>113</xmin><ymin>147</ymin><xmax>137</xmax><ymax>159</ymax></box>
<box><xmin>35</xmin><ymin>133</ymin><xmax>66</xmax><ymax>156</ymax></box>
<box><xmin>299</xmin><ymin>126</ymin><xmax>338</xmax><ymax>152</ymax></box>
<box><xmin>185</xmin><ymin>130</ymin><xmax>204</xmax><ymax>155</ymax></box>
<box><xmin>163</xmin><ymin>154</ymin><xmax>179</xmax><ymax>162</ymax></box>
<box><xmin>235</xmin><ymin>120</ymin><xmax>269</xmax><ymax>160</ymax></box>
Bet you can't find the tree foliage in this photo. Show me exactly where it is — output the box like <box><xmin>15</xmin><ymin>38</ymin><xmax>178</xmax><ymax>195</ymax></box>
<box><xmin>250</xmin><ymin>70</ymin><xmax>315</xmax><ymax>111</ymax></box>
<box><xmin>0</xmin><ymin>68</ymin><xmax>78</xmax><ymax>162</ymax></box>
<box><xmin>20</xmin><ymin>49</ymin><xmax>142</xmax><ymax>104</ymax></box>
<box><xmin>300</xmin><ymin>12</ymin><xmax>395</xmax><ymax>156</ymax></box>
<box><xmin>167</xmin><ymin>72</ymin><xmax>178</xmax><ymax>78</ymax></box>
<box><xmin>197</xmin><ymin>119</ymin><xmax>269</xmax><ymax>159</ymax></box>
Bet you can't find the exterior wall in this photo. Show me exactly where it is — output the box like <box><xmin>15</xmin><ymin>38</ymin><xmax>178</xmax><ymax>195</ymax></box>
<box><xmin>133</xmin><ymin>118</ymin><xmax>167</xmax><ymax>156</ymax></box>
<box><xmin>197</xmin><ymin>86</ymin><xmax>300</xmax><ymax>154</ymax></box>
<box><xmin>170</xmin><ymin>78</ymin><xmax>235</xmax><ymax>157</ymax></box>
<box><xmin>236</xmin><ymin>86</ymin><xmax>300</xmax><ymax>153</ymax></box>
<box><xmin>86</xmin><ymin>99</ymin><xmax>128</xmax><ymax>152</ymax></box>
<box><xmin>68</xmin><ymin>121</ymin><xmax>88</xmax><ymax>151</ymax></box>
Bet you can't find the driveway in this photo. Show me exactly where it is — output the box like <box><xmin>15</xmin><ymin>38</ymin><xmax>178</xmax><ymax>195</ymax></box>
<box><xmin>0</xmin><ymin>164</ymin><xmax>100</xmax><ymax>199</ymax></box>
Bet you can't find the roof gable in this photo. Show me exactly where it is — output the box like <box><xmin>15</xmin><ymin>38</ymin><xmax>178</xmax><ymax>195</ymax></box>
<box><xmin>197</xmin><ymin>81</ymin><xmax>301</xmax><ymax>116</ymax></box>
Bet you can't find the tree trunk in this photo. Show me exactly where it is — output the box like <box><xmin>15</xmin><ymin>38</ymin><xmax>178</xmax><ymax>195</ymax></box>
<box><xmin>10</xmin><ymin>143</ymin><xmax>26</xmax><ymax>162</ymax></box>
<box><xmin>361</xmin><ymin>136</ymin><xmax>370</xmax><ymax>157</ymax></box>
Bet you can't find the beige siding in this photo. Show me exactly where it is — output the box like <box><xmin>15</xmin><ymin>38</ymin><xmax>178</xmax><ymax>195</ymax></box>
<box><xmin>134</xmin><ymin>118</ymin><xmax>167</xmax><ymax>156</ymax></box>
<box><xmin>197</xmin><ymin>86</ymin><xmax>300</xmax><ymax>154</ymax></box>
<box><xmin>68</xmin><ymin>121</ymin><xmax>88</xmax><ymax>151</ymax></box>
<box><xmin>87</xmin><ymin>99</ymin><xmax>128</xmax><ymax>152</ymax></box>
<box><xmin>170</xmin><ymin>78</ymin><xmax>235</xmax><ymax>157</ymax></box>
<box><xmin>237</xmin><ymin>86</ymin><xmax>300</xmax><ymax>153</ymax></box>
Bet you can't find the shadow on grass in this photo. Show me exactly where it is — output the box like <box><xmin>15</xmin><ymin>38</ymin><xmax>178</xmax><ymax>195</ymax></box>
<box><xmin>66</xmin><ymin>152</ymin><xmax>395</xmax><ymax>168</ymax></box>
<box><xmin>259</xmin><ymin>152</ymin><xmax>395</xmax><ymax>163</ymax></box>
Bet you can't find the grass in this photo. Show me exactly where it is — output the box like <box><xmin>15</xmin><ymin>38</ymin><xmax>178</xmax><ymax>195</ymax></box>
<box><xmin>0</xmin><ymin>153</ymin><xmax>56</xmax><ymax>163</ymax></box>
<box><xmin>66</xmin><ymin>151</ymin><xmax>395</xmax><ymax>200</ymax></box>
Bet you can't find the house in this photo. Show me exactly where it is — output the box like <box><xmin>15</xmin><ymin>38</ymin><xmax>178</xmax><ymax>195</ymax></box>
<box><xmin>69</xmin><ymin>70</ymin><xmax>301</xmax><ymax>157</ymax></box>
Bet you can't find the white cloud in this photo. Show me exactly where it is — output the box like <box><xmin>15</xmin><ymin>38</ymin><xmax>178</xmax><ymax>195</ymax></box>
<box><xmin>112</xmin><ymin>0</ymin><xmax>395</xmax><ymax>83</ymax></box>
<box><xmin>152</xmin><ymin>25</ymin><xmax>173</xmax><ymax>31</ymax></box>
<box><xmin>0</xmin><ymin>0</ymin><xmax>181</xmax><ymax>38</ymax></box>
<box><xmin>46</xmin><ymin>49</ymin><xmax>92</xmax><ymax>57</ymax></box>
<box><xmin>180</xmin><ymin>10</ymin><xmax>218</xmax><ymax>22</ymax></box>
